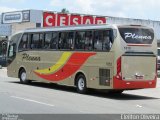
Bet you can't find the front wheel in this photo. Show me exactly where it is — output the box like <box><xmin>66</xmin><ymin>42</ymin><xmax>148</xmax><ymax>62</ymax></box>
<box><xmin>19</xmin><ymin>69</ymin><xmax>29</xmax><ymax>84</ymax></box>
<box><xmin>76</xmin><ymin>74</ymin><xmax>87</xmax><ymax>94</ymax></box>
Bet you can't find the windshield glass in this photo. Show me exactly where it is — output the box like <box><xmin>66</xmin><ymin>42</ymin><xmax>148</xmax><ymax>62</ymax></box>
<box><xmin>8</xmin><ymin>45</ymin><xmax>14</xmax><ymax>57</ymax></box>
<box><xmin>7</xmin><ymin>33</ymin><xmax>22</xmax><ymax>65</ymax></box>
<box><xmin>118</xmin><ymin>27</ymin><xmax>154</xmax><ymax>44</ymax></box>
<box><xmin>10</xmin><ymin>33</ymin><xmax>22</xmax><ymax>44</ymax></box>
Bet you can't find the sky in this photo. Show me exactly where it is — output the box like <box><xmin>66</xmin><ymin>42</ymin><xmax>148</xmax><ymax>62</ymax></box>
<box><xmin>0</xmin><ymin>0</ymin><xmax>160</xmax><ymax>21</ymax></box>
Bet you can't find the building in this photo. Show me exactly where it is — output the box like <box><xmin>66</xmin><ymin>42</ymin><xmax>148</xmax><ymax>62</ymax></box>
<box><xmin>1</xmin><ymin>9</ymin><xmax>160</xmax><ymax>65</ymax></box>
<box><xmin>1</xmin><ymin>9</ymin><xmax>160</xmax><ymax>63</ymax></box>
<box><xmin>0</xmin><ymin>10</ymin><xmax>42</xmax><ymax>36</ymax></box>
<box><xmin>0</xmin><ymin>9</ymin><xmax>160</xmax><ymax>40</ymax></box>
<box><xmin>0</xmin><ymin>10</ymin><xmax>43</xmax><ymax>66</ymax></box>
<box><xmin>42</xmin><ymin>11</ymin><xmax>160</xmax><ymax>42</ymax></box>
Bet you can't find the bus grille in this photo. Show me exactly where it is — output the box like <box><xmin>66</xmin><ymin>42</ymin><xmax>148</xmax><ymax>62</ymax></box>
<box><xmin>99</xmin><ymin>69</ymin><xmax>110</xmax><ymax>86</ymax></box>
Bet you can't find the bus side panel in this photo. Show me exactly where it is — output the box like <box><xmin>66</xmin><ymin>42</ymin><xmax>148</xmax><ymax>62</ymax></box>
<box><xmin>7</xmin><ymin>58</ymin><xmax>19</xmax><ymax>78</ymax></box>
<box><xmin>87</xmin><ymin>52</ymin><xmax>114</xmax><ymax>90</ymax></box>
<box><xmin>30</xmin><ymin>51</ymin><xmax>73</xmax><ymax>85</ymax></box>
<box><xmin>17</xmin><ymin>51</ymin><xmax>34</xmax><ymax>80</ymax></box>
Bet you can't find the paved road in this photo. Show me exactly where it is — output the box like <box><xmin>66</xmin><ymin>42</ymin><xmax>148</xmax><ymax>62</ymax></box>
<box><xmin>0</xmin><ymin>67</ymin><xmax>160</xmax><ymax>114</ymax></box>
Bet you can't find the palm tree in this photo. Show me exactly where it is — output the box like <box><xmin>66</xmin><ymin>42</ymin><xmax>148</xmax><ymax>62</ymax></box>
<box><xmin>61</xmin><ymin>8</ymin><xmax>69</xmax><ymax>14</ymax></box>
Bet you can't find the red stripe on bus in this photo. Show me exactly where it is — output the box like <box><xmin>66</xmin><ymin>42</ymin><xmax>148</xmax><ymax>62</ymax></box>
<box><xmin>127</xmin><ymin>44</ymin><xmax>151</xmax><ymax>47</ymax></box>
<box><xmin>34</xmin><ymin>52</ymin><xmax>96</xmax><ymax>81</ymax></box>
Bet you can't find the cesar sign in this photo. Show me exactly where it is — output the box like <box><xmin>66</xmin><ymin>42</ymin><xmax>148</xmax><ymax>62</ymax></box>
<box><xmin>43</xmin><ymin>12</ymin><xmax>107</xmax><ymax>27</ymax></box>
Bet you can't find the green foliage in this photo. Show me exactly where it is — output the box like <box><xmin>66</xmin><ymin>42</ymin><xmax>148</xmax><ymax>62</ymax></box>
<box><xmin>61</xmin><ymin>8</ymin><xmax>69</xmax><ymax>14</ymax></box>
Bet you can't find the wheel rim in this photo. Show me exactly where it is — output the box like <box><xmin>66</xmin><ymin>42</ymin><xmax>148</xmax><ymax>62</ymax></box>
<box><xmin>21</xmin><ymin>72</ymin><xmax>26</xmax><ymax>82</ymax></box>
<box><xmin>78</xmin><ymin>78</ymin><xmax>85</xmax><ymax>91</ymax></box>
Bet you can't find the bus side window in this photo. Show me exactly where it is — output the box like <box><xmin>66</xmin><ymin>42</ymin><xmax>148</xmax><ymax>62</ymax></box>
<box><xmin>94</xmin><ymin>30</ymin><xmax>112</xmax><ymax>51</ymax></box>
<box><xmin>85</xmin><ymin>31</ymin><xmax>93</xmax><ymax>50</ymax></box>
<box><xmin>103</xmin><ymin>30</ymin><xmax>112</xmax><ymax>51</ymax></box>
<box><xmin>50</xmin><ymin>32</ymin><xmax>58</xmax><ymax>49</ymax></box>
<box><xmin>39</xmin><ymin>33</ymin><xmax>44</xmax><ymax>49</ymax></box>
<box><xmin>75</xmin><ymin>31</ymin><xmax>85</xmax><ymax>50</ymax></box>
<box><xmin>44</xmin><ymin>33</ymin><xmax>52</xmax><ymax>49</ymax></box>
<box><xmin>94</xmin><ymin>31</ymin><xmax>103</xmax><ymax>51</ymax></box>
<box><xmin>19</xmin><ymin>34</ymin><xmax>28</xmax><ymax>50</ymax></box>
<box><xmin>30</xmin><ymin>34</ymin><xmax>40</xmax><ymax>49</ymax></box>
<box><xmin>58</xmin><ymin>32</ymin><xmax>74</xmax><ymax>50</ymax></box>
<box><xmin>75</xmin><ymin>31</ymin><xmax>93</xmax><ymax>50</ymax></box>
<box><xmin>68</xmin><ymin>32</ymin><xmax>74</xmax><ymax>49</ymax></box>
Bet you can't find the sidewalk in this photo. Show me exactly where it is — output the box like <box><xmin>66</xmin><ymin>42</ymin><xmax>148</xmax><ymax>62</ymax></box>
<box><xmin>0</xmin><ymin>67</ymin><xmax>7</xmax><ymax>78</ymax></box>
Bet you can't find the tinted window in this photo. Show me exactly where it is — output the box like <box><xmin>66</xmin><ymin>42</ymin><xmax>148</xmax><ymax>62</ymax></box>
<box><xmin>30</xmin><ymin>34</ymin><xmax>40</xmax><ymax>49</ymax></box>
<box><xmin>58</xmin><ymin>32</ymin><xmax>74</xmax><ymax>50</ymax></box>
<box><xmin>19</xmin><ymin>34</ymin><xmax>28</xmax><ymax>50</ymax></box>
<box><xmin>50</xmin><ymin>32</ymin><xmax>58</xmax><ymax>49</ymax></box>
<box><xmin>75</xmin><ymin>31</ymin><xmax>93</xmax><ymax>50</ymax></box>
<box><xmin>94</xmin><ymin>30</ymin><xmax>113</xmax><ymax>51</ymax></box>
<box><xmin>11</xmin><ymin>33</ymin><xmax>22</xmax><ymax>43</ymax></box>
<box><xmin>118</xmin><ymin>27</ymin><xmax>154</xmax><ymax>44</ymax></box>
<box><xmin>8</xmin><ymin>45</ymin><xmax>14</xmax><ymax>57</ymax></box>
<box><xmin>44</xmin><ymin>33</ymin><xmax>52</xmax><ymax>49</ymax></box>
<box><xmin>39</xmin><ymin>33</ymin><xmax>44</xmax><ymax>49</ymax></box>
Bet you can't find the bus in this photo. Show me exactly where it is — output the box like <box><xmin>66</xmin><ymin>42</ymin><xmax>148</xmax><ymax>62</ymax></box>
<box><xmin>7</xmin><ymin>24</ymin><xmax>157</xmax><ymax>94</ymax></box>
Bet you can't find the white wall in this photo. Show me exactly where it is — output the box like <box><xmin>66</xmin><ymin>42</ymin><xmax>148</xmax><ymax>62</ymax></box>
<box><xmin>30</xmin><ymin>10</ymin><xmax>43</xmax><ymax>25</ymax></box>
<box><xmin>11</xmin><ymin>22</ymin><xmax>36</xmax><ymax>35</ymax></box>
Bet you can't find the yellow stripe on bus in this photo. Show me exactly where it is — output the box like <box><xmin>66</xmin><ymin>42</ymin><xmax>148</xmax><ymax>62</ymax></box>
<box><xmin>35</xmin><ymin>52</ymin><xmax>72</xmax><ymax>74</ymax></box>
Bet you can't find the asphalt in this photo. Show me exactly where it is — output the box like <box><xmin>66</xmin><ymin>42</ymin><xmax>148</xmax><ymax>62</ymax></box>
<box><xmin>0</xmin><ymin>67</ymin><xmax>160</xmax><ymax>115</ymax></box>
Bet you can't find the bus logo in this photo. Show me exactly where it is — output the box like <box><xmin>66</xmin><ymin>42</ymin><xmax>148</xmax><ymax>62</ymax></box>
<box><xmin>22</xmin><ymin>53</ymin><xmax>41</xmax><ymax>61</ymax></box>
<box><xmin>124</xmin><ymin>33</ymin><xmax>152</xmax><ymax>40</ymax></box>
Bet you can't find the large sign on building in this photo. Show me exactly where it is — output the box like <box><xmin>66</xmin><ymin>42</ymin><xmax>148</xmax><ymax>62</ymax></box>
<box><xmin>43</xmin><ymin>12</ymin><xmax>107</xmax><ymax>27</ymax></box>
<box><xmin>2</xmin><ymin>10</ymin><xmax>30</xmax><ymax>24</ymax></box>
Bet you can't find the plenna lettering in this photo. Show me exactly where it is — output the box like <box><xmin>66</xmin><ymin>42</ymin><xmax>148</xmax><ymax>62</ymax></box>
<box><xmin>124</xmin><ymin>33</ymin><xmax>152</xmax><ymax>40</ymax></box>
<box><xmin>22</xmin><ymin>53</ymin><xmax>41</xmax><ymax>61</ymax></box>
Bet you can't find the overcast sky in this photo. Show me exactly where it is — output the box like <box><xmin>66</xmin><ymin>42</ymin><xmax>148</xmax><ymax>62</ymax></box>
<box><xmin>0</xmin><ymin>0</ymin><xmax>160</xmax><ymax>21</ymax></box>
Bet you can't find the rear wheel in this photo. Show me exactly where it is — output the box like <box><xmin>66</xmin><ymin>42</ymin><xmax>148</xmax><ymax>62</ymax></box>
<box><xmin>19</xmin><ymin>69</ymin><xmax>29</xmax><ymax>84</ymax></box>
<box><xmin>76</xmin><ymin>74</ymin><xmax>87</xmax><ymax>94</ymax></box>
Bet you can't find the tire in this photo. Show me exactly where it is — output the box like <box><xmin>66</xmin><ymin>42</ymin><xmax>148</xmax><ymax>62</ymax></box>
<box><xmin>19</xmin><ymin>69</ymin><xmax>29</xmax><ymax>84</ymax></box>
<box><xmin>76</xmin><ymin>74</ymin><xmax>87</xmax><ymax>94</ymax></box>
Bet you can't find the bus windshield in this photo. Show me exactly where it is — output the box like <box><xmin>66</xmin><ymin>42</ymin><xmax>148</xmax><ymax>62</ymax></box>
<box><xmin>7</xmin><ymin>33</ymin><xmax>22</xmax><ymax>65</ymax></box>
<box><xmin>118</xmin><ymin>27</ymin><xmax>154</xmax><ymax>44</ymax></box>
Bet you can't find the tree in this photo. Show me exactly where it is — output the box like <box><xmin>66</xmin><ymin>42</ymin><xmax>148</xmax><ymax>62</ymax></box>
<box><xmin>61</xmin><ymin>8</ymin><xmax>69</xmax><ymax>14</ymax></box>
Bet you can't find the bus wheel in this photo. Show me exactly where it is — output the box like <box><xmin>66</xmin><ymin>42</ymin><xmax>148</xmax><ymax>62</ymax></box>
<box><xmin>76</xmin><ymin>74</ymin><xmax>87</xmax><ymax>94</ymax></box>
<box><xmin>19</xmin><ymin>69</ymin><xmax>29</xmax><ymax>84</ymax></box>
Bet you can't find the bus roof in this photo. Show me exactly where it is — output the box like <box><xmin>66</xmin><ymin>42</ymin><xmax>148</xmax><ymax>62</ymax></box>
<box><xmin>23</xmin><ymin>24</ymin><xmax>117</xmax><ymax>33</ymax></box>
<box><xmin>13</xmin><ymin>24</ymin><xmax>152</xmax><ymax>35</ymax></box>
